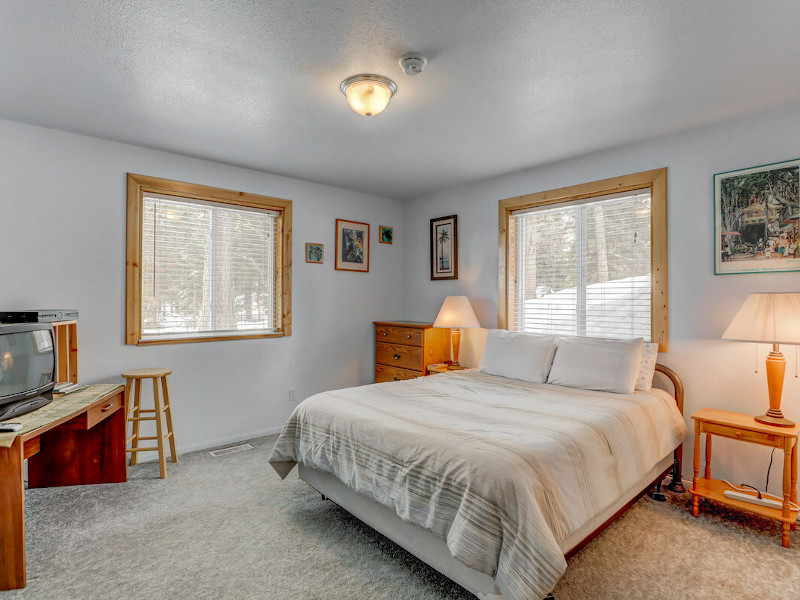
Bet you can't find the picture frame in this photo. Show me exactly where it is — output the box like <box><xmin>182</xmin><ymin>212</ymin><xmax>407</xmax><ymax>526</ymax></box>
<box><xmin>430</xmin><ymin>215</ymin><xmax>458</xmax><ymax>280</ymax></box>
<box><xmin>335</xmin><ymin>219</ymin><xmax>370</xmax><ymax>272</ymax></box>
<box><xmin>714</xmin><ymin>158</ymin><xmax>800</xmax><ymax>275</ymax></box>
<box><xmin>305</xmin><ymin>243</ymin><xmax>324</xmax><ymax>264</ymax></box>
<box><xmin>379</xmin><ymin>226</ymin><xmax>393</xmax><ymax>244</ymax></box>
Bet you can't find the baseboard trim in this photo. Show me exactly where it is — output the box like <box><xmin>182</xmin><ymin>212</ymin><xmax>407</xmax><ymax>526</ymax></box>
<box><xmin>132</xmin><ymin>426</ymin><xmax>284</xmax><ymax>463</ymax></box>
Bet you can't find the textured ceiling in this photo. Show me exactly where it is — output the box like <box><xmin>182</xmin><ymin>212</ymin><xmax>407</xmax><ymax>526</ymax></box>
<box><xmin>2</xmin><ymin>1</ymin><xmax>800</xmax><ymax>200</ymax></box>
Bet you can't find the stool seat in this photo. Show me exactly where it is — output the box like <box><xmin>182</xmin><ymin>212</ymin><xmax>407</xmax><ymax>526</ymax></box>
<box><xmin>122</xmin><ymin>367</ymin><xmax>173</xmax><ymax>379</ymax></box>
<box><xmin>122</xmin><ymin>368</ymin><xmax>177</xmax><ymax>478</ymax></box>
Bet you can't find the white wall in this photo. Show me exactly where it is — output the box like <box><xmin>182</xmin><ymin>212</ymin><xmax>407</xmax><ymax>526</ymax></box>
<box><xmin>0</xmin><ymin>119</ymin><xmax>404</xmax><ymax>452</ymax></box>
<box><xmin>401</xmin><ymin>101</ymin><xmax>800</xmax><ymax>495</ymax></box>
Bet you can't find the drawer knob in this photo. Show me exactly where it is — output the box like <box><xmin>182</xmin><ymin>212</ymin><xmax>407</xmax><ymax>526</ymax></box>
<box><xmin>393</xmin><ymin>353</ymin><xmax>401</xmax><ymax>360</ymax></box>
<box><xmin>393</xmin><ymin>377</ymin><xmax>401</xmax><ymax>381</ymax></box>
<box><xmin>735</xmin><ymin>431</ymin><xmax>743</xmax><ymax>437</ymax></box>
<box><xmin>101</xmin><ymin>403</ymin><xmax>113</xmax><ymax>412</ymax></box>
<box><xmin>406</xmin><ymin>334</ymin><xmax>411</xmax><ymax>339</ymax></box>
<box><xmin>383</xmin><ymin>332</ymin><xmax>388</xmax><ymax>336</ymax></box>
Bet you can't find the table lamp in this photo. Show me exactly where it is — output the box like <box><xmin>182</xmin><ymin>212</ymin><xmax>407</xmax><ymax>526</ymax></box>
<box><xmin>722</xmin><ymin>292</ymin><xmax>800</xmax><ymax>427</ymax></box>
<box><xmin>433</xmin><ymin>296</ymin><xmax>480</xmax><ymax>367</ymax></box>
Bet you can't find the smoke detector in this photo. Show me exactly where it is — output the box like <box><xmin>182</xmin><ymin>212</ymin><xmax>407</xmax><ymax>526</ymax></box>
<box><xmin>399</xmin><ymin>53</ymin><xmax>427</xmax><ymax>76</ymax></box>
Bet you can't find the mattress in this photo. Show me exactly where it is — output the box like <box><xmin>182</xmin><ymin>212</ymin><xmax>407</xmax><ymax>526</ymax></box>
<box><xmin>270</xmin><ymin>370</ymin><xmax>686</xmax><ymax>600</ymax></box>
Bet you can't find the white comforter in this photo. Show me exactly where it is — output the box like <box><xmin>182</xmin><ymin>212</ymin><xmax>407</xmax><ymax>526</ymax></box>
<box><xmin>270</xmin><ymin>370</ymin><xmax>687</xmax><ymax>600</ymax></box>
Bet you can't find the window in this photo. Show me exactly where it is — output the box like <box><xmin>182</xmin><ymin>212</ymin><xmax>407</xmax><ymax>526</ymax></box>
<box><xmin>499</xmin><ymin>169</ymin><xmax>668</xmax><ymax>351</ymax></box>
<box><xmin>126</xmin><ymin>174</ymin><xmax>292</xmax><ymax>344</ymax></box>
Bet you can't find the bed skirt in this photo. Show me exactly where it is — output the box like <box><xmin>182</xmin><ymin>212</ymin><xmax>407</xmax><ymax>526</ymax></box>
<box><xmin>299</xmin><ymin>453</ymin><xmax>673</xmax><ymax>599</ymax></box>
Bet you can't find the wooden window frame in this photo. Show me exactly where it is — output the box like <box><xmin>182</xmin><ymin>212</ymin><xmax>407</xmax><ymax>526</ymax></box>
<box><xmin>498</xmin><ymin>168</ymin><xmax>668</xmax><ymax>351</ymax></box>
<box><xmin>126</xmin><ymin>173</ymin><xmax>292</xmax><ymax>345</ymax></box>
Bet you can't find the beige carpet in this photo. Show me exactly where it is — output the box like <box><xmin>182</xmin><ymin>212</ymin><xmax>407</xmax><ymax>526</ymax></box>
<box><xmin>10</xmin><ymin>435</ymin><xmax>800</xmax><ymax>599</ymax></box>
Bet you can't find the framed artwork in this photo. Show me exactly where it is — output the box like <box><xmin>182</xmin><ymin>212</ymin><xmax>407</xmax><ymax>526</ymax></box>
<box><xmin>430</xmin><ymin>214</ymin><xmax>458</xmax><ymax>280</ymax></box>
<box><xmin>305</xmin><ymin>243</ymin><xmax>324</xmax><ymax>264</ymax></box>
<box><xmin>379</xmin><ymin>226</ymin><xmax>393</xmax><ymax>244</ymax></box>
<box><xmin>715</xmin><ymin>158</ymin><xmax>800</xmax><ymax>274</ymax></box>
<box><xmin>335</xmin><ymin>219</ymin><xmax>370</xmax><ymax>272</ymax></box>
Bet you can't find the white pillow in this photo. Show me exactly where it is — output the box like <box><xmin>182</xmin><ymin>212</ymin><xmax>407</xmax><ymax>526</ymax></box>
<box><xmin>547</xmin><ymin>336</ymin><xmax>643</xmax><ymax>394</ymax></box>
<box><xmin>479</xmin><ymin>330</ymin><xmax>558</xmax><ymax>383</ymax></box>
<box><xmin>635</xmin><ymin>343</ymin><xmax>659</xmax><ymax>392</ymax></box>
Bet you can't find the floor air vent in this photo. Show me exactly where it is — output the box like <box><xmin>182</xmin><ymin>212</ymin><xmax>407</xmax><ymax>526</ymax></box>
<box><xmin>209</xmin><ymin>443</ymin><xmax>254</xmax><ymax>457</ymax></box>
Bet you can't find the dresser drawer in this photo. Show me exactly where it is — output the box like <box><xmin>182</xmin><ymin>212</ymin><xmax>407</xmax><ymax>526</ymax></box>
<box><xmin>375</xmin><ymin>325</ymin><xmax>424</xmax><ymax>346</ymax></box>
<box><xmin>703</xmin><ymin>422</ymin><xmax>782</xmax><ymax>447</ymax></box>
<box><xmin>375</xmin><ymin>364</ymin><xmax>423</xmax><ymax>383</ymax></box>
<box><xmin>376</xmin><ymin>342</ymin><xmax>424</xmax><ymax>371</ymax></box>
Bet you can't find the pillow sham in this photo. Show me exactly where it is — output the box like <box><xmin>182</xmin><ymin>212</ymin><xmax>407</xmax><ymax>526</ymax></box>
<box><xmin>546</xmin><ymin>336</ymin><xmax>643</xmax><ymax>394</ymax></box>
<box><xmin>479</xmin><ymin>329</ymin><xmax>558</xmax><ymax>383</ymax></box>
<box><xmin>635</xmin><ymin>342</ymin><xmax>660</xmax><ymax>392</ymax></box>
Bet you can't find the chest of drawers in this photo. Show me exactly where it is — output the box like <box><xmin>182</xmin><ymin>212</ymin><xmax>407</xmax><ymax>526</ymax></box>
<box><xmin>373</xmin><ymin>321</ymin><xmax>450</xmax><ymax>383</ymax></box>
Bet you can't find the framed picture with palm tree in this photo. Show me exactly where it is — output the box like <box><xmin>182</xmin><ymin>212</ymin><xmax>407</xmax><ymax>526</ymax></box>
<box><xmin>430</xmin><ymin>215</ymin><xmax>458</xmax><ymax>280</ymax></box>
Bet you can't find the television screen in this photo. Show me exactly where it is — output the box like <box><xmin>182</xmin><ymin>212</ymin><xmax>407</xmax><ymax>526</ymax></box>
<box><xmin>0</xmin><ymin>329</ymin><xmax>55</xmax><ymax>399</ymax></box>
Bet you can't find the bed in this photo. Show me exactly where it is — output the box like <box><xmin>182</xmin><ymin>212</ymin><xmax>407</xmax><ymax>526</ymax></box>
<box><xmin>270</xmin><ymin>352</ymin><xmax>687</xmax><ymax>600</ymax></box>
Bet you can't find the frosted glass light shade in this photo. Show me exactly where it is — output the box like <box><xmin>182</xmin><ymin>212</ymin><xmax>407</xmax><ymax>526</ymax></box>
<box><xmin>340</xmin><ymin>74</ymin><xmax>396</xmax><ymax>117</ymax></box>
<box><xmin>722</xmin><ymin>293</ymin><xmax>800</xmax><ymax>344</ymax></box>
<box><xmin>433</xmin><ymin>296</ymin><xmax>480</xmax><ymax>329</ymax></box>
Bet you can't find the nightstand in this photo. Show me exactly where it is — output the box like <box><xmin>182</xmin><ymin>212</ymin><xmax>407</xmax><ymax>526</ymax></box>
<box><xmin>690</xmin><ymin>408</ymin><xmax>799</xmax><ymax>547</ymax></box>
<box><xmin>373</xmin><ymin>322</ymin><xmax>450</xmax><ymax>383</ymax></box>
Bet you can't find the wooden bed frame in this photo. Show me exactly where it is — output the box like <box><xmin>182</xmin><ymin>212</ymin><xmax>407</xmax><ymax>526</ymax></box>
<box><xmin>563</xmin><ymin>363</ymin><xmax>685</xmax><ymax>560</ymax></box>
<box><xmin>300</xmin><ymin>363</ymin><xmax>686</xmax><ymax>599</ymax></box>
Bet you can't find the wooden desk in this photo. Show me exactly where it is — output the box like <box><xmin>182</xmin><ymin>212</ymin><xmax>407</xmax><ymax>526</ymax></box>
<box><xmin>690</xmin><ymin>408</ymin><xmax>799</xmax><ymax>548</ymax></box>
<box><xmin>0</xmin><ymin>385</ymin><xmax>126</xmax><ymax>590</ymax></box>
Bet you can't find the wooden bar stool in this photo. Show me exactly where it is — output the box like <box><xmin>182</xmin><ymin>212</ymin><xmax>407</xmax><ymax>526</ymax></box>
<box><xmin>122</xmin><ymin>368</ymin><xmax>177</xmax><ymax>479</ymax></box>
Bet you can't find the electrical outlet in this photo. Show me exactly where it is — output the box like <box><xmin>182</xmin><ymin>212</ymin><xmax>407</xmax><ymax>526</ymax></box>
<box><xmin>288</xmin><ymin>387</ymin><xmax>297</xmax><ymax>402</ymax></box>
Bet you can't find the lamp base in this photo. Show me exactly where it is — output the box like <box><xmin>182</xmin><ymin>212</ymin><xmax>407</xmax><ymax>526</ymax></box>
<box><xmin>754</xmin><ymin>413</ymin><xmax>796</xmax><ymax>428</ymax></box>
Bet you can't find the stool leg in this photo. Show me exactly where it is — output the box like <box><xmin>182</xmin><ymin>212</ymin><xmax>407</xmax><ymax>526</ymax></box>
<box><xmin>123</xmin><ymin>378</ymin><xmax>132</xmax><ymax>430</ymax></box>
<box><xmin>161</xmin><ymin>376</ymin><xmax>178</xmax><ymax>464</ymax></box>
<box><xmin>130</xmin><ymin>379</ymin><xmax>142</xmax><ymax>466</ymax></box>
<box><xmin>153</xmin><ymin>377</ymin><xmax>167</xmax><ymax>479</ymax></box>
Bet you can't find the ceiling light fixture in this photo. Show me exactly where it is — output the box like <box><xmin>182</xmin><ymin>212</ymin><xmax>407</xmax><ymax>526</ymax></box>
<box><xmin>340</xmin><ymin>74</ymin><xmax>397</xmax><ymax>117</ymax></box>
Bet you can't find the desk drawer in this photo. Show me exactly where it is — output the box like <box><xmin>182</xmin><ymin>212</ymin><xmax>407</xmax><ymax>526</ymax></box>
<box><xmin>375</xmin><ymin>364</ymin><xmax>423</xmax><ymax>383</ymax></box>
<box><xmin>376</xmin><ymin>342</ymin><xmax>423</xmax><ymax>371</ymax></box>
<box><xmin>85</xmin><ymin>393</ymin><xmax>122</xmax><ymax>430</ymax></box>
<box><xmin>375</xmin><ymin>326</ymin><xmax>423</xmax><ymax>346</ymax></box>
<box><xmin>703</xmin><ymin>422</ymin><xmax>781</xmax><ymax>447</ymax></box>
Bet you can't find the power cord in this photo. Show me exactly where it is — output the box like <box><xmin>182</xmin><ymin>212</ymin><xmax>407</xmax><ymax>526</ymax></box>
<box><xmin>766</xmin><ymin>447</ymin><xmax>775</xmax><ymax>493</ymax></box>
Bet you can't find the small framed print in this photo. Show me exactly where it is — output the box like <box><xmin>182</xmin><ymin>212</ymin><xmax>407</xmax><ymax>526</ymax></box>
<box><xmin>430</xmin><ymin>215</ymin><xmax>457</xmax><ymax>280</ymax></box>
<box><xmin>335</xmin><ymin>219</ymin><xmax>370</xmax><ymax>272</ymax></box>
<box><xmin>305</xmin><ymin>243</ymin><xmax>324</xmax><ymax>264</ymax></box>
<box><xmin>379</xmin><ymin>226</ymin><xmax>393</xmax><ymax>244</ymax></box>
<box><xmin>714</xmin><ymin>158</ymin><xmax>800</xmax><ymax>274</ymax></box>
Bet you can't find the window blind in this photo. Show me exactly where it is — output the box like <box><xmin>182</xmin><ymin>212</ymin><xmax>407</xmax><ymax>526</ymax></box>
<box><xmin>140</xmin><ymin>194</ymin><xmax>279</xmax><ymax>341</ymax></box>
<box><xmin>509</xmin><ymin>189</ymin><xmax>652</xmax><ymax>341</ymax></box>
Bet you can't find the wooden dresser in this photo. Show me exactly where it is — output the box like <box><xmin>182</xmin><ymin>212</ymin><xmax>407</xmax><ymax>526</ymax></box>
<box><xmin>374</xmin><ymin>321</ymin><xmax>451</xmax><ymax>383</ymax></box>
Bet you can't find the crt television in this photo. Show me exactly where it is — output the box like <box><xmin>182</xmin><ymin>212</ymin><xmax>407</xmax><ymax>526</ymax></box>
<box><xmin>0</xmin><ymin>323</ymin><xmax>56</xmax><ymax>420</ymax></box>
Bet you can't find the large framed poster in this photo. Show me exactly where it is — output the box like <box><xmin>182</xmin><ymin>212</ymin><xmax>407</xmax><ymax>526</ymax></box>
<box><xmin>715</xmin><ymin>159</ymin><xmax>800</xmax><ymax>274</ymax></box>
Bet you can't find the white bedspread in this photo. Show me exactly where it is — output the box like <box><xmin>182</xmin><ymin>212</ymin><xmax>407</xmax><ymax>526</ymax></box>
<box><xmin>270</xmin><ymin>370</ymin><xmax>686</xmax><ymax>600</ymax></box>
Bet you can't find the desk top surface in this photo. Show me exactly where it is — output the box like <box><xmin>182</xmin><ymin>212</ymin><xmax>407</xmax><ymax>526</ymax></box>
<box><xmin>0</xmin><ymin>384</ymin><xmax>123</xmax><ymax>448</ymax></box>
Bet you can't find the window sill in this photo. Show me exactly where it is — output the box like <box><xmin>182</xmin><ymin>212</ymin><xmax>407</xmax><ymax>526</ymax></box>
<box><xmin>134</xmin><ymin>331</ymin><xmax>288</xmax><ymax>345</ymax></box>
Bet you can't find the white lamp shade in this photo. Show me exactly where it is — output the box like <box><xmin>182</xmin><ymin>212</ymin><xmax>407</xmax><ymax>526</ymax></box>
<box><xmin>722</xmin><ymin>293</ymin><xmax>800</xmax><ymax>344</ymax></box>
<box><xmin>433</xmin><ymin>296</ymin><xmax>480</xmax><ymax>329</ymax></box>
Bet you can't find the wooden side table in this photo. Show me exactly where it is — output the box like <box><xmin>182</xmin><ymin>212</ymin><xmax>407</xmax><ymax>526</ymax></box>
<box><xmin>690</xmin><ymin>408</ymin><xmax>799</xmax><ymax>547</ymax></box>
